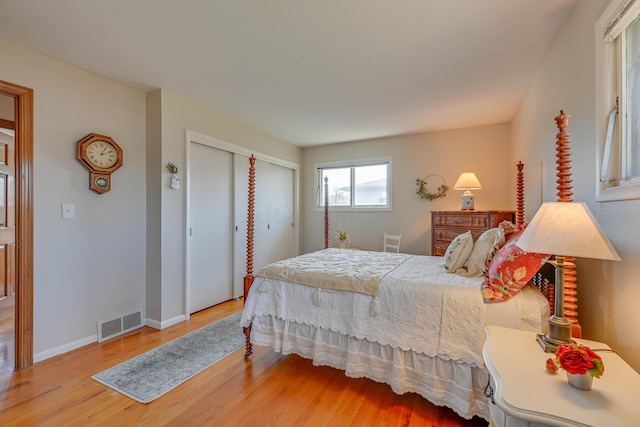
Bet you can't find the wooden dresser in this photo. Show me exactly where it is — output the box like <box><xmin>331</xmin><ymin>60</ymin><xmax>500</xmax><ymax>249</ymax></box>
<box><xmin>431</xmin><ymin>210</ymin><xmax>515</xmax><ymax>256</ymax></box>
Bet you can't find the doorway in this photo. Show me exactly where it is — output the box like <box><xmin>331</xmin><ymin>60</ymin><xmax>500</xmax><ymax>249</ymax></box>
<box><xmin>0</xmin><ymin>80</ymin><xmax>34</xmax><ymax>370</ymax></box>
<box><xmin>0</xmin><ymin>116</ymin><xmax>16</xmax><ymax>372</ymax></box>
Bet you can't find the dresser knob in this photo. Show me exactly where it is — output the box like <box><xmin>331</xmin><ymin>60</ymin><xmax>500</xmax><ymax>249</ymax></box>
<box><xmin>451</xmin><ymin>219</ymin><xmax>464</xmax><ymax>224</ymax></box>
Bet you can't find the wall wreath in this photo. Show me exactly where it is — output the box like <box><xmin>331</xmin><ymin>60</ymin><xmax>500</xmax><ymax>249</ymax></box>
<box><xmin>416</xmin><ymin>175</ymin><xmax>449</xmax><ymax>201</ymax></box>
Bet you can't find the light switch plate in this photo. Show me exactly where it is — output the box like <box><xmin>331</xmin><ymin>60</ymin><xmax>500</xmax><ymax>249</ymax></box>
<box><xmin>62</xmin><ymin>203</ymin><xmax>75</xmax><ymax>219</ymax></box>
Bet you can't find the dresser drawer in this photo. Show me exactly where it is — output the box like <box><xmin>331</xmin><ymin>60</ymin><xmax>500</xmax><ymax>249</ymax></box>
<box><xmin>432</xmin><ymin>213</ymin><xmax>493</xmax><ymax>229</ymax></box>
<box><xmin>433</xmin><ymin>227</ymin><xmax>485</xmax><ymax>244</ymax></box>
<box><xmin>432</xmin><ymin>243</ymin><xmax>448</xmax><ymax>257</ymax></box>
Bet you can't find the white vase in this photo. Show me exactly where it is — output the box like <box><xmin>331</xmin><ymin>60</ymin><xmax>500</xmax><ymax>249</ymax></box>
<box><xmin>340</xmin><ymin>239</ymin><xmax>347</xmax><ymax>249</ymax></box>
<box><xmin>566</xmin><ymin>372</ymin><xmax>593</xmax><ymax>391</ymax></box>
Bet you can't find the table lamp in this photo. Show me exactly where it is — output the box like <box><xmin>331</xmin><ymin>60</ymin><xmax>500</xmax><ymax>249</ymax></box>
<box><xmin>454</xmin><ymin>172</ymin><xmax>482</xmax><ymax>211</ymax></box>
<box><xmin>516</xmin><ymin>202</ymin><xmax>621</xmax><ymax>351</ymax></box>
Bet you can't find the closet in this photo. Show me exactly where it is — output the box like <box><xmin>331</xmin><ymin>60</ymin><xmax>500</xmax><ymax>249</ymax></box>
<box><xmin>187</xmin><ymin>132</ymin><xmax>296</xmax><ymax>314</ymax></box>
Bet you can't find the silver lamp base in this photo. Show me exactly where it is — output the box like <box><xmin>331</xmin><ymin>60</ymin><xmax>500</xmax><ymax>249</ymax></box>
<box><xmin>537</xmin><ymin>314</ymin><xmax>574</xmax><ymax>352</ymax></box>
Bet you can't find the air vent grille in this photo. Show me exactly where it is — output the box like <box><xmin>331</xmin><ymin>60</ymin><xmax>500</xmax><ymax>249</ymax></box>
<box><xmin>97</xmin><ymin>308</ymin><xmax>144</xmax><ymax>342</ymax></box>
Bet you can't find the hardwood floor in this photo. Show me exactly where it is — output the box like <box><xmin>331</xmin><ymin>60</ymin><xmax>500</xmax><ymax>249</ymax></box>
<box><xmin>0</xmin><ymin>299</ymin><xmax>488</xmax><ymax>426</ymax></box>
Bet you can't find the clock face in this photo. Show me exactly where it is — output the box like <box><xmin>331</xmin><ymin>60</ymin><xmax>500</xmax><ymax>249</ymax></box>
<box><xmin>86</xmin><ymin>139</ymin><xmax>119</xmax><ymax>169</ymax></box>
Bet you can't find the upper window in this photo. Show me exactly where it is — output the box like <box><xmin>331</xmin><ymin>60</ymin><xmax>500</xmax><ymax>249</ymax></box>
<box><xmin>596</xmin><ymin>0</ymin><xmax>640</xmax><ymax>201</ymax></box>
<box><xmin>315</xmin><ymin>158</ymin><xmax>391</xmax><ymax>211</ymax></box>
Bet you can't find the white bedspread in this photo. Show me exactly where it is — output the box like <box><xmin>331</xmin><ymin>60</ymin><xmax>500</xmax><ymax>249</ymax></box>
<box><xmin>257</xmin><ymin>248</ymin><xmax>411</xmax><ymax>296</ymax></box>
<box><xmin>242</xmin><ymin>252</ymin><xmax>491</xmax><ymax>367</ymax></box>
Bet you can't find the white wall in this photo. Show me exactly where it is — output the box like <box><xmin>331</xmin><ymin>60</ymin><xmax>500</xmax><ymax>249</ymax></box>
<box><xmin>512</xmin><ymin>0</ymin><xmax>640</xmax><ymax>371</ymax></box>
<box><xmin>301</xmin><ymin>123</ymin><xmax>513</xmax><ymax>255</ymax></box>
<box><xmin>0</xmin><ymin>40</ymin><xmax>147</xmax><ymax>360</ymax></box>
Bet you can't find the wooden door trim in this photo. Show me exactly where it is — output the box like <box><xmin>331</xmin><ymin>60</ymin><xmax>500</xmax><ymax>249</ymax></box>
<box><xmin>0</xmin><ymin>79</ymin><xmax>34</xmax><ymax>369</ymax></box>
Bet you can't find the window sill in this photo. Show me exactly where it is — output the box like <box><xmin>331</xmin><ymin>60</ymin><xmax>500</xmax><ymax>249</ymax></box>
<box><xmin>596</xmin><ymin>182</ymin><xmax>640</xmax><ymax>202</ymax></box>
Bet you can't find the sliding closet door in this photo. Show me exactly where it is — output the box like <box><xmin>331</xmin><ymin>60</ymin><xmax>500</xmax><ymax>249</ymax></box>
<box><xmin>233</xmin><ymin>154</ymin><xmax>249</xmax><ymax>299</ymax></box>
<box><xmin>252</xmin><ymin>161</ymin><xmax>294</xmax><ymax>272</ymax></box>
<box><xmin>188</xmin><ymin>142</ymin><xmax>233</xmax><ymax>313</ymax></box>
<box><xmin>253</xmin><ymin>158</ymin><xmax>273</xmax><ymax>272</ymax></box>
<box><xmin>233</xmin><ymin>155</ymin><xmax>294</xmax><ymax>298</ymax></box>
<box><xmin>262</xmin><ymin>162</ymin><xmax>294</xmax><ymax>265</ymax></box>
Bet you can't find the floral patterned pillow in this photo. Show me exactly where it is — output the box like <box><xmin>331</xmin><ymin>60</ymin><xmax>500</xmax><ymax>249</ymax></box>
<box><xmin>481</xmin><ymin>227</ymin><xmax>550</xmax><ymax>302</ymax></box>
<box><xmin>444</xmin><ymin>231</ymin><xmax>474</xmax><ymax>273</ymax></box>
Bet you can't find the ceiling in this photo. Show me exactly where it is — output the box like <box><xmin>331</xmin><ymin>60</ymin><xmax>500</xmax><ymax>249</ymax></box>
<box><xmin>0</xmin><ymin>0</ymin><xmax>578</xmax><ymax>147</ymax></box>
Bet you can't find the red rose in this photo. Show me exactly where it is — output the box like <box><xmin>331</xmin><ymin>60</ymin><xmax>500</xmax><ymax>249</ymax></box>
<box><xmin>555</xmin><ymin>343</ymin><xmax>605</xmax><ymax>378</ymax></box>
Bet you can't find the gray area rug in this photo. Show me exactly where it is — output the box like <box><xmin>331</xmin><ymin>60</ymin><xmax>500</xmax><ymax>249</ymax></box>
<box><xmin>92</xmin><ymin>311</ymin><xmax>244</xmax><ymax>403</ymax></box>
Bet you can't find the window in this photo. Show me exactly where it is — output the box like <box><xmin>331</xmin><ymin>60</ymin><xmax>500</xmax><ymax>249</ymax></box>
<box><xmin>315</xmin><ymin>158</ymin><xmax>391</xmax><ymax>210</ymax></box>
<box><xmin>596</xmin><ymin>0</ymin><xmax>640</xmax><ymax>201</ymax></box>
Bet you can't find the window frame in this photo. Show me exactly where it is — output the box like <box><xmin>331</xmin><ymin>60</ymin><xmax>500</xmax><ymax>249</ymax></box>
<box><xmin>314</xmin><ymin>157</ymin><xmax>392</xmax><ymax>212</ymax></box>
<box><xmin>596</xmin><ymin>0</ymin><xmax>640</xmax><ymax>201</ymax></box>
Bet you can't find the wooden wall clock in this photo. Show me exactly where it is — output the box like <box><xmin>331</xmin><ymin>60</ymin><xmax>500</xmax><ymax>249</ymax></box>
<box><xmin>77</xmin><ymin>133</ymin><xmax>123</xmax><ymax>194</ymax></box>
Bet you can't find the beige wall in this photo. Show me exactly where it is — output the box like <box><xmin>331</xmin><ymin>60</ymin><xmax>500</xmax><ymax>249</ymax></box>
<box><xmin>0</xmin><ymin>94</ymin><xmax>13</xmax><ymax>120</ymax></box>
<box><xmin>0</xmin><ymin>39</ymin><xmax>147</xmax><ymax>361</ymax></box>
<box><xmin>512</xmin><ymin>0</ymin><xmax>640</xmax><ymax>371</ymax></box>
<box><xmin>301</xmin><ymin>123</ymin><xmax>512</xmax><ymax>255</ymax></box>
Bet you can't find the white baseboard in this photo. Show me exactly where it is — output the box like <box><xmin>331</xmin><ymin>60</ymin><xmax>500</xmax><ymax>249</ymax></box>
<box><xmin>34</xmin><ymin>334</ymin><xmax>97</xmax><ymax>363</ymax></box>
<box><xmin>145</xmin><ymin>314</ymin><xmax>185</xmax><ymax>330</ymax></box>
<box><xmin>33</xmin><ymin>314</ymin><xmax>188</xmax><ymax>362</ymax></box>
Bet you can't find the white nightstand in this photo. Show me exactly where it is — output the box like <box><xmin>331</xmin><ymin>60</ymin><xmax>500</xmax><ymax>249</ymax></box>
<box><xmin>483</xmin><ymin>325</ymin><xmax>640</xmax><ymax>427</ymax></box>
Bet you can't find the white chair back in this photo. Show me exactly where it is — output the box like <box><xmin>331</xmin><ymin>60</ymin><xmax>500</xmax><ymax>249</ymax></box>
<box><xmin>383</xmin><ymin>233</ymin><xmax>402</xmax><ymax>253</ymax></box>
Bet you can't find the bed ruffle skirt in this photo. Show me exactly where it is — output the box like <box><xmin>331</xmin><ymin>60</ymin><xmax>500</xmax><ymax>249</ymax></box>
<box><xmin>250</xmin><ymin>315</ymin><xmax>489</xmax><ymax>421</ymax></box>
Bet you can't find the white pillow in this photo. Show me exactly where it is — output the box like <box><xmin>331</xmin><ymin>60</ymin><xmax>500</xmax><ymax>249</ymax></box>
<box><xmin>464</xmin><ymin>227</ymin><xmax>505</xmax><ymax>276</ymax></box>
<box><xmin>444</xmin><ymin>231</ymin><xmax>474</xmax><ymax>273</ymax></box>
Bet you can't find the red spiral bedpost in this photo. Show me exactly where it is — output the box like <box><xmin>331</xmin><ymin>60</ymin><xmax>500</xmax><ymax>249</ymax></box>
<box><xmin>243</xmin><ymin>155</ymin><xmax>256</xmax><ymax>358</ymax></box>
<box><xmin>516</xmin><ymin>161</ymin><xmax>525</xmax><ymax>226</ymax></box>
<box><xmin>324</xmin><ymin>176</ymin><xmax>329</xmax><ymax>249</ymax></box>
<box><xmin>554</xmin><ymin>111</ymin><xmax>581</xmax><ymax>338</ymax></box>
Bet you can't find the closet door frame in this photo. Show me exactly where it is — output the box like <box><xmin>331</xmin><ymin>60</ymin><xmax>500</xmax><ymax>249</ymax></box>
<box><xmin>184</xmin><ymin>130</ymin><xmax>299</xmax><ymax>319</ymax></box>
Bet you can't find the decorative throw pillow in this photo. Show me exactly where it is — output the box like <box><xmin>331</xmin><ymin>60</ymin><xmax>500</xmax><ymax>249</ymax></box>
<box><xmin>444</xmin><ymin>231</ymin><xmax>474</xmax><ymax>273</ymax></box>
<box><xmin>464</xmin><ymin>227</ymin><xmax>505</xmax><ymax>276</ymax></box>
<box><xmin>481</xmin><ymin>228</ymin><xmax>550</xmax><ymax>303</ymax></box>
<box><xmin>499</xmin><ymin>220</ymin><xmax>518</xmax><ymax>241</ymax></box>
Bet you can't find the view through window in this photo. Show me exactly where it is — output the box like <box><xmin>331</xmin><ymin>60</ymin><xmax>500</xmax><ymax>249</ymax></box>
<box><xmin>317</xmin><ymin>160</ymin><xmax>390</xmax><ymax>209</ymax></box>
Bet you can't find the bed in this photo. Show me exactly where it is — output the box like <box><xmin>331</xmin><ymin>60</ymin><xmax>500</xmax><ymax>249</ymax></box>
<box><xmin>240</xmin><ymin>112</ymin><xmax>575</xmax><ymax>421</ymax></box>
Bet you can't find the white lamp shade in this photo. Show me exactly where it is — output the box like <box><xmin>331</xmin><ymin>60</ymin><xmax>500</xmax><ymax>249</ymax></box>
<box><xmin>516</xmin><ymin>202</ymin><xmax>621</xmax><ymax>261</ymax></box>
<box><xmin>454</xmin><ymin>172</ymin><xmax>482</xmax><ymax>190</ymax></box>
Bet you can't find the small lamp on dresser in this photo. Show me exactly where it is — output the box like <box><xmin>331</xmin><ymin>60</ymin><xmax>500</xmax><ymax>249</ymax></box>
<box><xmin>453</xmin><ymin>172</ymin><xmax>482</xmax><ymax>211</ymax></box>
<box><xmin>516</xmin><ymin>202</ymin><xmax>621</xmax><ymax>352</ymax></box>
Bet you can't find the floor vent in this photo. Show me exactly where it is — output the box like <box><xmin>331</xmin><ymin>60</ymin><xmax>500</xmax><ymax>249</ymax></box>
<box><xmin>97</xmin><ymin>308</ymin><xmax>144</xmax><ymax>342</ymax></box>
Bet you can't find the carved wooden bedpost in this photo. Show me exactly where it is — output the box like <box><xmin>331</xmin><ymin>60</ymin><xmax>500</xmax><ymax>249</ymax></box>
<box><xmin>516</xmin><ymin>161</ymin><xmax>525</xmax><ymax>226</ymax></box>
<box><xmin>324</xmin><ymin>176</ymin><xmax>329</xmax><ymax>249</ymax></box>
<box><xmin>243</xmin><ymin>155</ymin><xmax>256</xmax><ymax>358</ymax></box>
<box><xmin>554</xmin><ymin>111</ymin><xmax>581</xmax><ymax>338</ymax></box>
